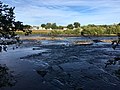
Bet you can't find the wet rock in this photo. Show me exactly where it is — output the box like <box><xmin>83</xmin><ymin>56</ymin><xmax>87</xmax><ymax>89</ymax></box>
<box><xmin>52</xmin><ymin>65</ymin><xmax>63</xmax><ymax>72</ymax></box>
<box><xmin>59</xmin><ymin>61</ymin><xmax>91</xmax><ymax>71</ymax></box>
<box><xmin>51</xmin><ymin>79</ymin><xmax>64</xmax><ymax>88</ymax></box>
<box><xmin>32</xmin><ymin>47</ymin><xmax>42</xmax><ymax>50</ymax></box>
<box><xmin>20</xmin><ymin>53</ymin><xmax>42</xmax><ymax>59</ymax></box>
<box><xmin>36</xmin><ymin>70</ymin><xmax>48</xmax><ymax>77</ymax></box>
<box><xmin>105</xmin><ymin>57</ymin><xmax>120</xmax><ymax>68</ymax></box>
<box><xmin>92</xmin><ymin>39</ymin><xmax>102</xmax><ymax>43</ymax></box>
<box><xmin>14</xmin><ymin>38</ymin><xmax>120</xmax><ymax>90</ymax></box>
<box><xmin>75</xmin><ymin>86</ymin><xmax>83</xmax><ymax>90</ymax></box>
<box><xmin>36</xmin><ymin>62</ymin><xmax>50</xmax><ymax>70</ymax></box>
<box><xmin>115</xmin><ymin>69</ymin><xmax>120</xmax><ymax>78</ymax></box>
<box><xmin>68</xmin><ymin>56</ymin><xmax>79</xmax><ymax>61</ymax></box>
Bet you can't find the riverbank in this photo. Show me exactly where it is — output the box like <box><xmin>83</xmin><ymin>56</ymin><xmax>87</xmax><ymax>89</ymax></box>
<box><xmin>16</xmin><ymin>30</ymin><xmax>118</xmax><ymax>37</ymax></box>
<box><xmin>20</xmin><ymin>36</ymin><xmax>64</xmax><ymax>40</ymax></box>
<box><xmin>19</xmin><ymin>36</ymin><xmax>117</xmax><ymax>44</ymax></box>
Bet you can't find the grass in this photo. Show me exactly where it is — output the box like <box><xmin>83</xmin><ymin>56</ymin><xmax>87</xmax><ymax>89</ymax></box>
<box><xmin>16</xmin><ymin>30</ymin><xmax>51</xmax><ymax>35</ymax></box>
<box><xmin>16</xmin><ymin>30</ymin><xmax>117</xmax><ymax>37</ymax></box>
<box><xmin>31</xmin><ymin>30</ymin><xmax>51</xmax><ymax>34</ymax></box>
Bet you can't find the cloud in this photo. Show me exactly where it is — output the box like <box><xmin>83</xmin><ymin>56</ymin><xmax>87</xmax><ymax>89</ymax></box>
<box><xmin>1</xmin><ymin>0</ymin><xmax>120</xmax><ymax>25</ymax></box>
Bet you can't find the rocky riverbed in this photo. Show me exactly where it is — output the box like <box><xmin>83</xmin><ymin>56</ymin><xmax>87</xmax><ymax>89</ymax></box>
<box><xmin>1</xmin><ymin>37</ymin><xmax>120</xmax><ymax>90</ymax></box>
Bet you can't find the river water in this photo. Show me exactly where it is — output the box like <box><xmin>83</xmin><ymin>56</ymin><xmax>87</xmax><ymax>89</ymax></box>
<box><xmin>0</xmin><ymin>36</ymin><xmax>120</xmax><ymax>90</ymax></box>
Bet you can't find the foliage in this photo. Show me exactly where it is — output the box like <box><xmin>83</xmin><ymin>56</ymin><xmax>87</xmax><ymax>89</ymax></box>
<box><xmin>0</xmin><ymin>1</ymin><xmax>23</xmax><ymax>38</ymax></box>
<box><xmin>73</xmin><ymin>22</ymin><xmax>80</xmax><ymax>28</ymax></box>
<box><xmin>41</xmin><ymin>24</ymin><xmax>46</xmax><ymax>28</ymax></box>
<box><xmin>81</xmin><ymin>24</ymin><xmax>120</xmax><ymax>36</ymax></box>
<box><xmin>23</xmin><ymin>25</ymin><xmax>31</xmax><ymax>30</ymax></box>
<box><xmin>58</xmin><ymin>26</ymin><xmax>64</xmax><ymax>29</ymax></box>
<box><xmin>51</xmin><ymin>23</ymin><xmax>58</xmax><ymax>29</ymax></box>
<box><xmin>67</xmin><ymin>24</ymin><xmax>74</xmax><ymax>29</ymax></box>
<box><xmin>41</xmin><ymin>23</ymin><xmax>62</xmax><ymax>30</ymax></box>
<box><xmin>63</xmin><ymin>29</ymin><xmax>73</xmax><ymax>34</ymax></box>
<box><xmin>45</xmin><ymin>23</ymin><xmax>52</xmax><ymax>29</ymax></box>
<box><xmin>73</xmin><ymin>28</ymin><xmax>81</xmax><ymax>35</ymax></box>
<box><xmin>49</xmin><ymin>30</ymin><xmax>63</xmax><ymax>35</ymax></box>
<box><xmin>40</xmin><ymin>22</ymin><xmax>80</xmax><ymax>30</ymax></box>
<box><xmin>23</xmin><ymin>25</ymin><xmax>32</xmax><ymax>35</ymax></box>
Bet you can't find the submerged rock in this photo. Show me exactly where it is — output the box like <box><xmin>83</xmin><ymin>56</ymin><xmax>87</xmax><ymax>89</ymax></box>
<box><xmin>20</xmin><ymin>53</ymin><xmax>42</xmax><ymax>59</ymax></box>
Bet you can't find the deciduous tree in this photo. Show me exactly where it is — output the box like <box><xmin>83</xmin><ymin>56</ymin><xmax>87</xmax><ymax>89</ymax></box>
<box><xmin>67</xmin><ymin>24</ymin><xmax>74</xmax><ymax>29</ymax></box>
<box><xmin>73</xmin><ymin>22</ymin><xmax>80</xmax><ymax>28</ymax></box>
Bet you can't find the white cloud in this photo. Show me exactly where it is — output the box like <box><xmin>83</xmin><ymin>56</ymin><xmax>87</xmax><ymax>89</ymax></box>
<box><xmin>1</xmin><ymin>0</ymin><xmax>120</xmax><ymax>25</ymax></box>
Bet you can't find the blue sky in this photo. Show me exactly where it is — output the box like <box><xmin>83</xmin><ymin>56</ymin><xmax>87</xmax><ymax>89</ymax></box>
<box><xmin>1</xmin><ymin>0</ymin><xmax>120</xmax><ymax>26</ymax></box>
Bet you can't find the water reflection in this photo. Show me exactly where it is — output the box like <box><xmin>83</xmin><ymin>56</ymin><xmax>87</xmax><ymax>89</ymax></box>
<box><xmin>0</xmin><ymin>64</ymin><xmax>16</xmax><ymax>88</ymax></box>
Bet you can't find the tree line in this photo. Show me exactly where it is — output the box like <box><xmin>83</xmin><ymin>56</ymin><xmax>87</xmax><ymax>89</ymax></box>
<box><xmin>40</xmin><ymin>22</ymin><xmax>120</xmax><ymax>36</ymax></box>
<box><xmin>48</xmin><ymin>24</ymin><xmax>120</xmax><ymax>36</ymax></box>
<box><xmin>41</xmin><ymin>22</ymin><xmax>80</xmax><ymax>30</ymax></box>
<box><xmin>81</xmin><ymin>24</ymin><xmax>120</xmax><ymax>36</ymax></box>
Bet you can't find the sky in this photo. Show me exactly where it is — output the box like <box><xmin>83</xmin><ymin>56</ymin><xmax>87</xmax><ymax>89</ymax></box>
<box><xmin>1</xmin><ymin>0</ymin><xmax>120</xmax><ymax>26</ymax></box>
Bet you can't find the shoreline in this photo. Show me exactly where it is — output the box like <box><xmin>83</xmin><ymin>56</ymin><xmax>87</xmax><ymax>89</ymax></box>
<box><xmin>20</xmin><ymin>36</ymin><xmax>115</xmax><ymax>43</ymax></box>
<box><xmin>20</xmin><ymin>36</ymin><xmax>64</xmax><ymax>40</ymax></box>
<box><xmin>16</xmin><ymin>30</ymin><xmax>118</xmax><ymax>37</ymax></box>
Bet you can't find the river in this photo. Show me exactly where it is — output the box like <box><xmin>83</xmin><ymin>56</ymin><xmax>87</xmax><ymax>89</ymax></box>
<box><xmin>0</xmin><ymin>36</ymin><xmax>120</xmax><ymax>90</ymax></box>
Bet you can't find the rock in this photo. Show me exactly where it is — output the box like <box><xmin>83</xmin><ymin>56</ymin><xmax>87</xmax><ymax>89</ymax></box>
<box><xmin>52</xmin><ymin>65</ymin><xmax>62</xmax><ymax>72</ymax></box>
<box><xmin>69</xmin><ymin>56</ymin><xmax>79</xmax><ymax>61</ymax></box>
<box><xmin>51</xmin><ymin>79</ymin><xmax>64</xmax><ymax>88</ymax></box>
<box><xmin>92</xmin><ymin>39</ymin><xmax>102</xmax><ymax>43</ymax></box>
<box><xmin>0</xmin><ymin>64</ymin><xmax>16</xmax><ymax>88</ymax></box>
<box><xmin>20</xmin><ymin>53</ymin><xmax>42</xmax><ymax>59</ymax></box>
<box><xmin>32</xmin><ymin>47</ymin><xmax>41</xmax><ymax>50</ymax></box>
<box><xmin>36</xmin><ymin>70</ymin><xmax>48</xmax><ymax>77</ymax></box>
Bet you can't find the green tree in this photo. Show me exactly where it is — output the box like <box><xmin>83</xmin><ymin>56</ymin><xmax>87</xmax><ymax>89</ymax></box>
<box><xmin>23</xmin><ymin>25</ymin><xmax>31</xmax><ymax>31</ymax></box>
<box><xmin>118</xmin><ymin>23</ymin><xmax>120</xmax><ymax>26</ymax></box>
<box><xmin>51</xmin><ymin>23</ymin><xmax>57</xmax><ymax>29</ymax></box>
<box><xmin>73</xmin><ymin>22</ymin><xmax>80</xmax><ymax>28</ymax></box>
<box><xmin>67</xmin><ymin>24</ymin><xmax>74</xmax><ymax>29</ymax></box>
<box><xmin>0</xmin><ymin>1</ymin><xmax>23</xmax><ymax>38</ymax></box>
<box><xmin>23</xmin><ymin>25</ymin><xmax>32</xmax><ymax>35</ymax></box>
<box><xmin>45</xmin><ymin>23</ymin><xmax>52</xmax><ymax>29</ymax></box>
<box><xmin>58</xmin><ymin>26</ymin><xmax>64</xmax><ymax>29</ymax></box>
<box><xmin>41</xmin><ymin>24</ymin><xmax>46</xmax><ymax>29</ymax></box>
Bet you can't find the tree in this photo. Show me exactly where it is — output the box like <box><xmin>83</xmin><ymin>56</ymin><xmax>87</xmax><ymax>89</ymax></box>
<box><xmin>73</xmin><ymin>22</ymin><xmax>80</xmax><ymax>28</ymax></box>
<box><xmin>0</xmin><ymin>1</ymin><xmax>23</xmax><ymax>38</ymax></box>
<box><xmin>58</xmin><ymin>26</ymin><xmax>64</xmax><ymax>29</ymax></box>
<box><xmin>41</xmin><ymin>24</ymin><xmax>46</xmax><ymax>29</ymax></box>
<box><xmin>23</xmin><ymin>25</ymin><xmax>31</xmax><ymax>30</ymax></box>
<box><xmin>45</xmin><ymin>23</ymin><xmax>51</xmax><ymax>29</ymax></box>
<box><xmin>118</xmin><ymin>23</ymin><xmax>120</xmax><ymax>26</ymax></box>
<box><xmin>67</xmin><ymin>24</ymin><xmax>74</xmax><ymax>29</ymax></box>
<box><xmin>23</xmin><ymin>25</ymin><xmax>32</xmax><ymax>36</ymax></box>
<box><xmin>51</xmin><ymin>23</ymin><xmax>57</xmax><ymax>29</ymax></box>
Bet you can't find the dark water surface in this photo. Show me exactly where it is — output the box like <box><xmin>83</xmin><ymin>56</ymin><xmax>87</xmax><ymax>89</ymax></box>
<box><xmin>0</xmin><ymin>36</ymin><xmax>120</xmax><ymax>90</ymax></box>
